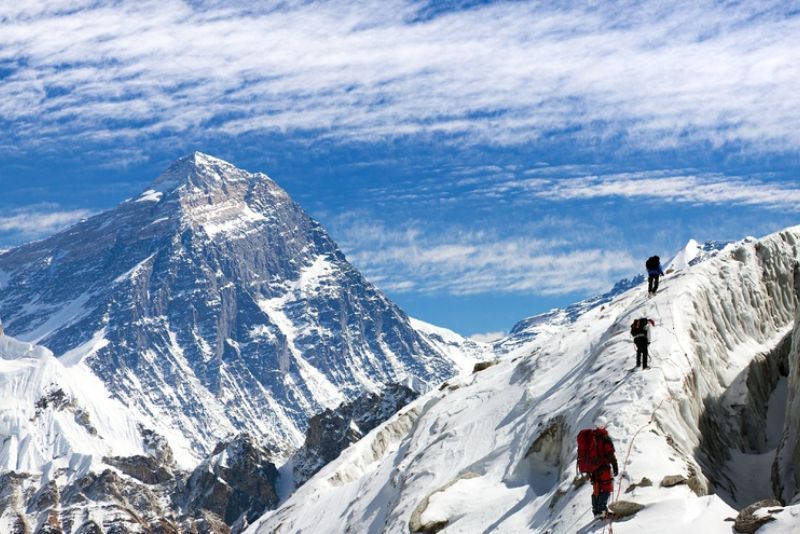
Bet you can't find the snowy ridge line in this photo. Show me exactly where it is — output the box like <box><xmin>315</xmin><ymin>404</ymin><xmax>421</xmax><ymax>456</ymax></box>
<box><xmin>251</xmin><ymin>225</ymin><xmax>800</xmax><ymax>534</ymax></box>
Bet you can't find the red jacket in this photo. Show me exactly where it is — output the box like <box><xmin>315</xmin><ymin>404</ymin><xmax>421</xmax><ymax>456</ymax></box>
<box><xmin>590</xmin><ymin>429</ymin><xmax>618</xmax><ymax>495</ymax></box>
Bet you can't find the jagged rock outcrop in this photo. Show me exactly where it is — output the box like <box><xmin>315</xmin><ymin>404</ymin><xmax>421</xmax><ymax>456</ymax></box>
<box><xmin>292</xmin><ymin>383</ymin><xmax>418</xmax><ymax>485</ymax></box>
<box><xmin>185</xmin><ymin>434</ymin><xmax>279</xmax><ymax>529</ymax></box>
<box><xmin>1</xmin><ymin>434</ymin><xmax>278</xmax><ymax>533</ymax></box>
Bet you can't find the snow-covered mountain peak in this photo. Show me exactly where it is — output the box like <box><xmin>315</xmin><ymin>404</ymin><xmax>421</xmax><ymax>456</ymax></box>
<box><xmin>0</xmin><ymin>154</ymin><xmax>476</xmax><ymax>465</ymax></box>
<box><xmin>148</xmin><ymin>152</ymin><xmax>275</xmax><ymax>196</ymax></box>
<box><xmin>129</xmin><ymin>153</ymin><xmax>294</xmax><ymax>239</ymax></box>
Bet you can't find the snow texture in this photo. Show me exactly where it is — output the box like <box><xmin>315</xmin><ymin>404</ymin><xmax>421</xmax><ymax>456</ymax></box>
<box><xmin>251</xmin><ymin>225</ymin><xmax>800</xmax><ymax>534</ymax></box>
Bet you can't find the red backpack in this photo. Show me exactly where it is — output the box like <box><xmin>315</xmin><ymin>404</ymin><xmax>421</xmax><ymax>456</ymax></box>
<box><xmin>576</xmin><ymin>428</ymin><xmax>608</xmax><ymax>474</ymax></box>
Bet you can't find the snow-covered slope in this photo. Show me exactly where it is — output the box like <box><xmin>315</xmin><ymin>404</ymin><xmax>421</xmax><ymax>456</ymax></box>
<box><xmin>251</xmin><ymin>225</ymin><xmax>800</xmax><ymax>533</ymax></box>
<box><xmin>0</xmin><ymin>335</ymin><xmax>147</xmax><ymax>473</ymax></box>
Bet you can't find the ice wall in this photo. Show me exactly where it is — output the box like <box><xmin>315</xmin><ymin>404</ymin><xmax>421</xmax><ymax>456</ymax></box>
<box><xmin>773</xmin><ymin>261</ymin><xmax>800</xmax><ymax>504</ymax></box>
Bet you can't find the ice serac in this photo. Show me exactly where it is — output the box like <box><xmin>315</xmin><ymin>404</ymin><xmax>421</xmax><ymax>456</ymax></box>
<box><xmin>774</xmin><ymin>260</ymin><xmax>800</xmax><ymax>503</ymax></box>
<box><xmin>0</xmin><ymin>152</ymin><xmax>465</xmax><ymax>462</ymax></box>
<box><xmin>252</xmin><ymin>225</ymin><xmax>800</xmax><ymax>534</ymax></box>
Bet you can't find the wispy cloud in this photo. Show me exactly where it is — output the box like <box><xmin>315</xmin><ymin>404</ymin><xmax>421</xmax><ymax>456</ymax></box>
<box><xmin>485</xmin><ymin>170</ymin><xmax>800</xmax><ymax>211</ymax></box>
<box><xmin>0</xmin><ymin>205</ymin><xmax>93</xmax><ymax>241</ymax></box>
<box><xmin>2</xmin><ymin>1</ymin><xmax>800</xmax><ymax>158</ymax></box>
<box><xmin>333</xmin><ymin>217</ymin><xmax>638</xmax><ymax>296</ymax></box>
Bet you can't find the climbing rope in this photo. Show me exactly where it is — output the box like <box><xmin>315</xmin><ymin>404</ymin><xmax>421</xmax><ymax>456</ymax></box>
<box><xmin>601</xmin><ymin>282</ymin><xmax>693</xmax><ymax>534</ymax></box>
<box><xmin>651</xmin><ymin>289</ymin><xmax>693</xmax><ymax>368</ymax></box>
<box><xmin>602</xmin><ymin>395</ymin><xmax>671</xmax><ymax>534</ymax></box>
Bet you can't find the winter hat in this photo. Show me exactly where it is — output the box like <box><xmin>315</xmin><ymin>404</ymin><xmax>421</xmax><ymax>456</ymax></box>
<box><xmin>594</xmin><ymin>415</ymin><xmax>609</xmax><ymax>429</ymax></box>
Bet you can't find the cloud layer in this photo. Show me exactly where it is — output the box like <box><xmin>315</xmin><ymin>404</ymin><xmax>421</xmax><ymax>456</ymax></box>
<box><xmin>0</xmin><ymin>205</ymin><xmax>93</xmax><ymax>243</ymax></box>
<box><xmin>334</xmin><ymin>219</ymin><xmax>638</xmax><ymax>297</ymax></box>
<box><xmin>2</xmin><ymin>0</ymin><xmax>800</xmax><ymax>157</ymax></box>
<box><xmin>486</xmin><ymin>169</ymin><xmax>800</xmax><ymax>211</ymax></box>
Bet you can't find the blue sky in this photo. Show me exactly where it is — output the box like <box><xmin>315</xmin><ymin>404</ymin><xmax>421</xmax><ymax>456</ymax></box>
<box><xmin>1</xmin><ymin>0</ymin><xmax>800</xmax><ymax>339</ymax></box>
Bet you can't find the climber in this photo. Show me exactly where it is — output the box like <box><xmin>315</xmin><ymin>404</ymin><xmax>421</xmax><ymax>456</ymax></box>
<box><xmin>645</xmin><ymin>255</ymin><xmax>664</xmax><ymax>296</ymax></box>
<box><xmin>576</xmin><ymin>416</ymin><xmax>619</xmax><ymax>519</ymax></box>
<box><xmin>630</xmin><ymin>317</ymin><xmax>655</xmax><ymax>369</ymax></box>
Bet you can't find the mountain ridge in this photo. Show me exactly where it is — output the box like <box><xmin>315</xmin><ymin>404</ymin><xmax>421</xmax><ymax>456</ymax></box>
<box><xmin>251</xmin><ymin>224</ymin><xmax>800</xmax><ymax>534</ymax></box>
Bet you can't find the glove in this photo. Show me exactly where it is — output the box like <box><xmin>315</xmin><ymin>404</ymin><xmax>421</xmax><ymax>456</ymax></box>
<box><xmin>613</xmin><ymin>467</ymin><xmax>619</xmax><ymax>477</ymax></box>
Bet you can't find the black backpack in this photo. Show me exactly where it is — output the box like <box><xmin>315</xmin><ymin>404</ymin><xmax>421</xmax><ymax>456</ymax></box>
<box><xmin>630</xmin><ymin>319</ymin><xmax>646</xmax><ymax>337</ymax></box>
<box><xmin>645</xmin><ymin>256</ymin><xmax>659</xmax><ymax>270</ymax></box>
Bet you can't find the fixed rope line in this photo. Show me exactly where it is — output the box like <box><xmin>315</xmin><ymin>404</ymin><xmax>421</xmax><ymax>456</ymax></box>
<box><xmin>602</xmin><ymin>394</ymin><xmax>675</xmax><ymax>534</ymax></box>
<box><xmin>652</xmin><ymin>291</ymin><xmax>693</xmax><ymax>368</ymax></box>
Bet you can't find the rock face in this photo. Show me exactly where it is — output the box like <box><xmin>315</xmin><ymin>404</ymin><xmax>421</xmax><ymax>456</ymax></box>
<box><xmin>733</xmin><ymin>499</ymin><xmax>783</xmax><ymax>534</ymax></box>
<box><xmin>292</xmin><ymin>383</ymin><xmax>418</xmax><ymax>485</ymax></box>
<box><xmin>0</xmin><ymin>153</ymin><xmax>462</xmax><ymax>459</ymax></box>
<box><xmin>0</xmin><ymin>433</ymin><xmax>278</xmax><ymax>533</ymax></box>
<box><xmin>184</xmin><ymin>434</ymin><xmax>280</xmax><ymax>529</ymax></box>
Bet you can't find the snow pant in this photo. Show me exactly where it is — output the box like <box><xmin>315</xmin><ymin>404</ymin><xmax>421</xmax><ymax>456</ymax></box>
<box><xmin>591</xmin><ymin>466</ymin><xmax>613</xmax><ymax>515</ymax></box>
<box><xmin>591</xmin><ymin>491</ymin><xmax>611</xmax><ymax>516</ymax></box>
<box><xmin>648</xmin><ymin>274</ymin><xmax>660</xmax><ymax>293</ymax></box>
<box><xmin>634</xmin><ymin>338</ymin><xmax>648</xmax><ymax>368</ymax></box>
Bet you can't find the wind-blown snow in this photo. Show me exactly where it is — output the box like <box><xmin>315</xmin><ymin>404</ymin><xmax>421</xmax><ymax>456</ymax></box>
<box><xmin>252</xmin><ymin>225</ymin><xmax>800</xmax><ymax>534</ymax></box>
<box><xmin>135</xmin><ymin>189</ymin><xmax>163</xmax><ymax>203</ymax></box>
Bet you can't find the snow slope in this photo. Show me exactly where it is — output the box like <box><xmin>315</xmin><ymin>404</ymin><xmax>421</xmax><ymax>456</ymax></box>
<box><xmin>251</xmin><ymin>225</ymin><xmax>800</xmax><ymax>533</ymax></box>
<box><xmin>0</xmin><ymin>335</ymin><xmax>147</xmax><ymax>473</ymax></box>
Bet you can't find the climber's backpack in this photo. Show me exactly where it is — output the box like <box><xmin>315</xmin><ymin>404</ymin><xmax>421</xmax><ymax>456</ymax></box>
<box><xmin>577</xmin><ymin>428</ymin><xmax>607</xmax><ymax>474</ymax></box>
<box><xmin>630</xmin><ymin>318</ymin><xmax>646</xmax><ymax>337</ymax></box>
<box><xmin>645</xmin><ymin>256</ymin><xmax>660</xmax><ymax>270</ymax></box>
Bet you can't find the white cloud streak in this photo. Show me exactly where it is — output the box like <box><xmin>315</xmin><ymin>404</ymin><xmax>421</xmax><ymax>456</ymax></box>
<box><xmin>334</xmin><ymin>219</ymin><xmax>638</xmax><ymax>296</ymax></box>
<box><xmin>487</xmin><ymin>170</ymin><xmax>800</xmax><ymax>211</ymax></box>
<box><xmin>0</xmin><ymin>205</ymin><xmax>93</xmax><ymax>238</ymax></box>
<box><xmin>2</xmin><ymin>1</ymin><xmax>800</xmax><ymax>156</ymax></box>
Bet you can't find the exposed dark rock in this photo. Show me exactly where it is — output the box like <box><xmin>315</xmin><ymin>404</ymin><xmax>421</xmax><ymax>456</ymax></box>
<box><xmin>35</xmin><ymin>388</ymin><xmax>72</xmax><ymax>412</ymax></box>
<box><xmin>413</xmin><ymin>520</ymin><xmax>448</xmax><ymax>534</ymax></box>
<box><xmin>686</xmin><ymin>465</ymin><xmax>706</xmax><ymax>497</ymax></box>
<box><xmin>104</xmin><ymin>455</ymin><xmax>174</xmax><ymax>485</ymax></box>
<box><xmin>473</xmin><ymin>360</ymin><xmax>496</xmax><ymax>373</ymax></box>
<box><xmin>185</xmin><ymin>434</ymin><xmax>279</xmax><ymax>527</ymax></box>
<box><xmin>625</xmin><ymin>477</ymin><xmax>653</xmax><ymax>493</ymax></box>
<box><xmin>74</xmin><ymin>521</ymin><xmax>103</xmax><ymax>534</ymax></box>
<box><xmin>292</xmin><ymin>383</ymin><xmax>418</xmax><ymax>485</ymax></box>
<box><xmin>733</xmin><ymin>499</ymin><xmax>782</xmax><ymax>533</ymax></box>
<box><xmin>609</xmin><ymin>500</ymin><xmax>645</xmax><ymax>519</ymax></box>
<box><xmin>660</xmin><ymin>474</ymin><xmax>688</xmax><ymax>488</ymax></box>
